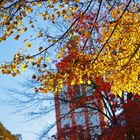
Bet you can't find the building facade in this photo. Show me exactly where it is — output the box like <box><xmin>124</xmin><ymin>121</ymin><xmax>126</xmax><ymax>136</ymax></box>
<box><xmin>55</xmin><ymin>84</ymin><xmax>105</xmax><ymax>140</ymax></box>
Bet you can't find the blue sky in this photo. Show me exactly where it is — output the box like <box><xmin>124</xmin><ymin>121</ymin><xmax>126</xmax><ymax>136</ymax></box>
<box><xmin>0</xmin><ymin>37</ymin><xmax>37</xmax><ymax>139</ymax></box>
<box><xmin>0</xmin><ymin>34</ymin><xmax>56</xmax><ymax>139</ymax></box>
<box><xmin>0</xmin><ymin>4</ymin><xmax>63</xmax><ymax>139</ymax></box>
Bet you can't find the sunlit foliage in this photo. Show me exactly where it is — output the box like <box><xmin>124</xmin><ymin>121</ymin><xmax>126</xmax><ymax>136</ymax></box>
<box><xmin>0</xmin><ymin>0</ymin><xmax>139</xmax><ymax>96</ymax></box>
<box><xmin>0</xmin><ymin>122</ymin><xmax>20</xmax><ymax>140</ymax></box>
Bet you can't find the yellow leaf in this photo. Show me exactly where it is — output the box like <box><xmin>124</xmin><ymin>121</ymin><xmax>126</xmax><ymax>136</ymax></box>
<box><xmin>38</xmin><ymin>31</ymin><xmax>43</xmax><ymax>37</ymax></box>
<box><xmin>21</xmin><ymin>11</ymin><xmax>26</xmax><ymax>17</ymax></box>
<box><xmin>29</xmin><ymin>57</ymin><xmax>34</xmax><ymax>62</ymax></box>
<box><xmin>57</xmin><ymin>54</ymin><xmax>62</xmax><ymax>59</ymax></box>
<box><xmin>2</xmin><ymin>14</ymin><xmax>8</xmax><ymax>20</ymax></box>
<box><xmin>56</xmin><ymin>11</ymin><xmax>60</xmax><ymax>16</ymax></box>
<box><xmin>79</xmin><ymin>78</ymin><xmax>84</xmax><ymax>84</ymax></box>
<box><xmin>52</xmin><ymin>39</ymin><xmax>57</xmax><ymax>43</ymax></box>
<box><xmin>23</xmin><ymin>27</ymin><xmax>27</xmax><ymax>32</ymax></box>
<box><xmin>11</xmin><ymin>65</ymin><xmax>17</xmax><ymax>71</ymax></box>
<box><xmin>14</xmin><ymin>35</ymin><xmax>20</xmax><ymax>40</ymax></box>
<box><xmin>59</xmin><ymin>83</ymin><xmax>63</xmax><ymax>88</ymax></box>
<box><xmin>39</xmin><ymin>46</ymin><xmax>43</xmax><ymax>51</ymax></box>
<box><xmin>25</xmin><ymin>6</ymin><xmax>32</xmax><ymax>13</ymax></box>
<box><xmin>22</xmin><ymin>64</ymin><xmax>27</xmax><ymax>71</ymax></box>
<box><xmin>52</xmin><ymin>0</ymin><xmax>58</xmax><ymax>3</ymax></box>
<box><xmin>48</xmin><ymin>39</ymin><xmax>51</xmax><ymax>42</ymax></box>
<box><xmin>12</xmin><ymin>73</ymin><xmax>17</xmax><ymax>77</ymax></box>
<box><xmin>87</xmin><ymin>80</ymin><xmax>91</xmax><ymax>85</ymax></box>
<box><xmin>73</xmin><ymin>36</ymin><xmax>79</xmax><ymax>42</ymax></box>
<box><xmin>26</xmin><ymin>41</ymin><xmax>31</xmax><ymax>48</ymax></box>
<box><xmin>71</xmin><ymin>80</ymin><xmax>75</xmax><ymax>85</ymax></box>
<box><xmin>85</xmin><ymin>30</ymin><xmax>91</xmax><ymax>38</ymax></box>
<box><xmin>46</xmin><ymin>57</ymin><xmax>50</xmax><ymax>62</ymax></box>
<box><xmin>60</xmin><ymin>46</ymin><xmax>66</xmax><ymax>53</ymax></box>
<box><xmin>38</xmin><ymin>2</ymin><xmax>43</xmax><ymax>7</ymax></box>
<box><xmin>32</xmin><ymin>75</ymin><xmax>36</xmax><ymax>79</ymax></box>
<box><xmin>15</xmin><ymin>69</ymin><xmax>20</xmax><ymax>75</ymax></box>
<box><xmin>65</xmin><ymin>0</ymin><xmax>69</xmax><ymax>4</ymax></box>
<box><xmin>17</xmin><ymin>20</ymin><xmax>22</xmax><ymax>26</ymax></box>
<box><xmin>74</xmin><ymin>0</ymin><xmax>80</xmax><ymax>2</ymax></box>
<box><xmin>5</xmin><ymin>69</ymin><xmax>11</xmax><ymax>74</ymax></box>
<box><xmin>117</xmin><ymin>90</ymin><xmax>123</xmax><ymax>97</ymax></box>
<box><xmin>62</xmin><ymin>9</ymin><xmax>67</xmax><ymax>14</ymax></box>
